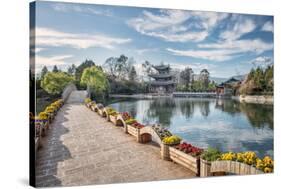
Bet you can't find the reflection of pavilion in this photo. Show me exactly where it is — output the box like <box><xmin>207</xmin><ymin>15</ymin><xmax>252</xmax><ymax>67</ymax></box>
<box><xmin>148</xmin><ymin>64</ymin><xmax>176</xmax><ymax>94</ymax></box>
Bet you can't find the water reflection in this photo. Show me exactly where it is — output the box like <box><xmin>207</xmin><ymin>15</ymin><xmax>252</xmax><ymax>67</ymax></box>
<box><xmin>110</xmin><ymin>97</ymin><xmax>273</xmax><ymax>157</ymax></box>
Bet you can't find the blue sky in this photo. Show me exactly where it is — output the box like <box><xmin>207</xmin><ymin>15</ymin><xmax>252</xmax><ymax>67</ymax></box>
<box><xmin>33</xmin><ymin>1</ymin><xmax>273</xmax><ymax>78</ymax></box>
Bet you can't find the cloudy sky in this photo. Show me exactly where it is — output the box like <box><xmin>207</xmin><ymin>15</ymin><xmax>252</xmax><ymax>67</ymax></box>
<box><xmin>32</xmin><ymin>1</ymin><xmax>273</xmax><ymax>78</ymax></box>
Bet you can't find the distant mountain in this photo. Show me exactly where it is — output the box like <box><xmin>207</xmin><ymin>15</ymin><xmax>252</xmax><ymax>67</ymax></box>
<box><xmin>210</xmin><ymin>77</ymin><xmax>228</xmax><ymax>84</ymax></box>
<box><xmin>232</xmin><ymin>74</ymin><xmax>247</xmax><ymax>81</ymax></box>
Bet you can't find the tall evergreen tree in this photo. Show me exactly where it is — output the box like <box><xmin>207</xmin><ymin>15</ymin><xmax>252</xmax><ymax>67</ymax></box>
<box><xmin>67</xmin><ymin>64</ymin><xmax>76</xmax><ymax>75</ymax></box>
<box><xmin>41</xmin><ymin>66</ymin><xmax>48</xmax><ymax>79</ymax></box>
<box><xmin>129</xmin><ymin>66</ymin><xmax>137</xmax><ymax>82</ymax></box>
<box><xmin>52</xmin><ymin>65</ymin><xmax>59</xmax><ymax>73</ymax></box>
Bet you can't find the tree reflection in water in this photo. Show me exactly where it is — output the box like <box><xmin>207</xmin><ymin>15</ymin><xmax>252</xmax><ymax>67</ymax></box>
<box><xmin>147</xmin><ymin>98</ymin><xmax>176</xmax><ymax>127</ymax></box>
<box><xmin>215</xmin><ymin>99</ymin><xmax>273</xmax><ymax>129</ymax></box>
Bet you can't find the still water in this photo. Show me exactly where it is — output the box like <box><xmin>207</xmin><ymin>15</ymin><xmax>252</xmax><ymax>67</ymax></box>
<box><xmin>109</xmin><ymin>98</ymin><xmax>273</xmax><ymax>158</ymax></box>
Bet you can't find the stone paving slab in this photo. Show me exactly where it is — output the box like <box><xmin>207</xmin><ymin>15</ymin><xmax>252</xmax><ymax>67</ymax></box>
<box><xmin>36</xmin><ymin>103</ymin><xmax>195</xmax><ymax>187</ymax></box>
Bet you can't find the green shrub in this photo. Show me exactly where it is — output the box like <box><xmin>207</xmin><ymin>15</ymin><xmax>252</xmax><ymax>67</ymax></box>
<box><xmin>201</xmin><ymin>147</ymin><xmax>221</xmax><ymax>161</ymax></box>
<box><xmin>125</xmin><ymin>118</ymin><xmax>137</xmax><ymax>125</ymax></box>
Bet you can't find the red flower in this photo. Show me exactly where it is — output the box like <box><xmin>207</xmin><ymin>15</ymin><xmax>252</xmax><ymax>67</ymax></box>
<box><xmin>121</xmin><ymin>112</ymin><xmax>132</xmax><ymax>120</ymax></box>
<box><xmin>176</xmin><ymin>142</ymin><xmax>203</xmax><ymax>156</ymax></box>
<box><xmin>132</xmin><ymin>122</ymin><xmax>145</xmax><ymax>129</ymax></box>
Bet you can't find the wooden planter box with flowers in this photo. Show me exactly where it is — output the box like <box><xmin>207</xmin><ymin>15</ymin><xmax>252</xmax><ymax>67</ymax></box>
<box><xmin>211</xmin><ymin>151</ymin><xmax>272</xmax><ymax>175</ymax></box>
<box><xmin>124</xmin><ymin>119</ymin><xmax>143</xmax><ymax>138</ymax></box>
<box><xmin>169</xmin><ymin>142</ymin><xmax>203</xmax><ymax>175</ymax></box>
<box><xmin>84</xmin><ymin>98</ymin><xmax>92</xmax><ymax>108</ymax></box>
<box><xmin>105</xmin><ymin>107</ymin><xmax>119</xmax><ymax>123</ymax></box>
<box><xmin>89</xmin><ymin>101</ymin><xmax>96</xmax><ymax>111</ymax></box>
<box><xmin>127</xmin><ymin>124</ymin><xmax>139</xmax><ymax>137</ymax></box>
<box><xmin>200</xmin><ymin>149</ymin><xmax>273</xmax><ymax>177</ymax></box>
<box><xmin>96</xmin><ymin>103</ymin><xmax>104</xmax><ymax>116</ymax></box>
<box><xmin>160</xmin><ymin>135</ymin><xmax>181</xmax><ymax>161</ymax></box>
<box><xmin>127</xmin><ymin>122</ymin><xmax>145</xmax><ymax>138</ymax></box>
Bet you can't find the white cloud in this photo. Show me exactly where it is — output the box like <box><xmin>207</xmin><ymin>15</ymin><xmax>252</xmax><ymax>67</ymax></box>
<box><xmin>167</xmin><ymin>39</ymin><xmax>273</xmax><ymax>61</ymax></box>
<box><xmin>35</xmin><ymin>54</ymin><xmax>81</xmax><ymax>74</ymax></box>
<box><xmin>36</xmin><ymin>27</ymin><xmax>131</xmax><ymax>49</ymax></box>
<box><xmin>128</xmin><ymin>10</ymin><xmax>228</xmax><ymax>42</ymax></box>
<box><xmin>135</xmin><ymin>48</ymin><xmax>158</xmax><ymax>55</ymax></box>
<box><xmin>220</xmin><ymin>16</ymin><xmax>256</xmax><ymax>40</ymax></box>
<box><xmin>36</xmin><ymin>55</ymin><xmax>73</xmax><ymax>66</ymax></box>
<box><xmin>261</xmin><ymin>21</ymin><xmax>273</xmax><ymax>32</ymax></box>
<box><xmin>52</xmin><ymin>3</ymin><xmax>112</xmax><ymax>16</ymax></box>
<box><xmin>167</xmin><ymin>48</ymin><xmax>234</xmax><ymax>61</ymax></box>
<box><xmin>250</xmin><ymin>56</ymin><xmax>273</xmax><ymax>68</ymax></box>
<box><xmin>170</xmin><ymin>62</ymin><xmax>217</xmax><ymax>73</ymax></box>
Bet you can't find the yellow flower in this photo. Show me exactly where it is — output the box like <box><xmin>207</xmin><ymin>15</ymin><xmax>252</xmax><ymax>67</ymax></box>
<box><xmin>264</xmin><ymin>167</ymin><xmax>273</xmax><ymax>173</ymax></box>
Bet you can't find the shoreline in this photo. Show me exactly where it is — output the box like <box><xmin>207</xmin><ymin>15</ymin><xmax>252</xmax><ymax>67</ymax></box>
<box><xmin>109</xmin><ymin>94</ymin><xmax>273</xmax><ymax>104</ymax></box>
<box><xmin>233</xmin><ymin>95</ymin><xmax>273</xmax><ymax>105</ymax></box>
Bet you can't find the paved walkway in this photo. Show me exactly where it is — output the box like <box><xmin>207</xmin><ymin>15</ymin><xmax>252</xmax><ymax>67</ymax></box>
<box><xmin>36</xmin><ymin>102</ymin><xmax>195</xmax><ymax>187</ymax></box>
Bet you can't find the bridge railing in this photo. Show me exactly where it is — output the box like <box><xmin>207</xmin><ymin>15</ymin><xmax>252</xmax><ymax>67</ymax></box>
<box><xmin>62</xmin><ymin>83</ymin><xmax>77</xmax><ymax>102</ymax></box>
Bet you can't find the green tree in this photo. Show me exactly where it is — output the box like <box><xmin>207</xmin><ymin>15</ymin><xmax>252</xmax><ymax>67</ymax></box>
<box><xmin>67</xmin><ymin>64</ymin><xmax>76</xmax><ymax>75</ymax></box>
<box><xmin>104</xmin><ymin>55</ymin><xmax>133</xmax><ymax>80</ymax></box>
<box><xmin>264</xmin><ymin>65</ymin><xmax>273</xmax><ymax>92</ymax></box>
<box><xmin>199</xmin><ymin>69</ymin><xmax>210</xmax><ymax>89</ymax></box>
<box><xmin>129</xmin><ymin>66</ymin><xmax>137</xmax><ymax>82</ymax></box>
<box><xmin>253</xmin><ymin>67</ymin><xmax>265</xmax><ymax>90</ymax></box>
<box><xmin>52</xmin><ymin>65</ymin><xmax>59</xmax><ymax>73</ymax></box>
<box><xmin>41</xmin><ymin>72</ymin><xmax>74</xmax><ymax>94</ymax></box>
<box><xmin>180</xmin><ymin>67</ymin><xmax>193</xmax><ymax>90</ymax></box>
<box><xmin>75</xmin><ymin>59</ymin><xmax>95</xmax><ymax>82</ymax></box>
<box><xmin>41</xmin><ymin>66</ymin><xmax>48</xmax><ymax>79</ymax></box>
<box><xmin>80</xmin><ymin>66</ymin><xmax>109</xmax><ymax>99</ymax></box>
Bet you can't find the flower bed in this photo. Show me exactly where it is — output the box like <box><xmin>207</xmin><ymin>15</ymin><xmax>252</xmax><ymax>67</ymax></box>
<box><xmin>120</xmin><ymin>112</ymin><xmax>145</xmax><ymax>137</ymax></box>
<box><xmin>169</xmin><ymin>142</ymin><xmax>203</xmax><ymax>175</ymax></box>
<box><xmin>84</xmin><ymin>98</ymin><xmax>91</xmax><ymax>108</ymax></box>
<box><xmin>127</xmin><ymin>121</ymin><xmax>145</xmax><ymax>137</ymax></box>
<box><xmin>218</xmin><ymin>151</ymin><xmax>273</xmax><ymax>173</ymax></box>
<box><xmin>151</xmin><ymin>124</ymin><xmax>172</xmax><ymax>140</ymax></box>
<box><xmin>35</xmin><ymin>99</ymin><xmax>64</xmax><ymax>139</ymax></box>
<box><xmin>96</xmin><ymin>103</ymin><xmax>104</xmax><ymax>116</ymax></box>
<box><xmin>169</xmin><ymin>146</ymin><xmax>200</xmax><ymax>174</ymax></box>
<box><xmin>105</xmin><ymin>107</ymin><xmax>119</xmax><ymax>122</ymax></box>
<box><xmin>200</xmin><ymin>149</ymin><xmax>273</xmax><ymax>176</ymax></box>
<box><xmin>121</xmin><ymin>112</ymin><xmax>131</xmax><ymax>121</ymax></box>
<box><xmin>162</xmin><ymin>135</ymin><xmax>181</xmax><ymax>145</ymax></box>
<box><xmin>89</xmin><ymin>101</ymin><xmax>96</xmax><ymax>111</ymax></box>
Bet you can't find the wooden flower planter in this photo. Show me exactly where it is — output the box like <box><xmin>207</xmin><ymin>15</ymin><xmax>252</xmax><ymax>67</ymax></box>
<box><xmin>90</xmin><ymin>104</ymin><xmax>98</xmax><ymax>112</ymax></box>
<box><xmin>86</xmin><ymin>103</ymin><xmax>91</xmax><ymax>108</ymax></box>
<box><xmin>127</xmin><ymin>124</ymin><xmax>139</xmax><ymax>138</ymax></box>
<box><xmin>200</xmin><ymin>158</ymin><xmax>212</xmax><ymax>177</ymax></box>
<box><xmin>109</xmin><ymin>115</ymin><xmax>118</xmax><ymax>125</ymax></box>
<box><xmin>169</xmin><ymin>147</ymin><xmax>200</xmax><ymax>175</ymax></box>
<box><xmin>210</xmin><ymin>160</ymin><xmax>263</xmax><ymax>175</ymax></box>
<box><xmin>98</xmin><ymin>108</ymin><xmax>104</xmax><ymax>116</ymax></box>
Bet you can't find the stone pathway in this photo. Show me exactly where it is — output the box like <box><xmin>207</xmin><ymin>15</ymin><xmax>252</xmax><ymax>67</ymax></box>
<box><xmin>36</xmin><ymin>103</ymin><xmax>195</xmax><ymax>187</ymax></box>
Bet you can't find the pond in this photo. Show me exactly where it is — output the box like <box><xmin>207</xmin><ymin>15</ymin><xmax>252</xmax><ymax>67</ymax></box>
<box><xmin>109</xmin><ymin>97</ymin><xmax>273</xmax><ymax>158</ymax></box>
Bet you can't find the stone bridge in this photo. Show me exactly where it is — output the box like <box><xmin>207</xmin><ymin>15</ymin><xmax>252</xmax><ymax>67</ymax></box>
<box><xmin>35</xmin><ymin>89</ymin><xmax>195</xmax><ymax>187</ymax></box>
